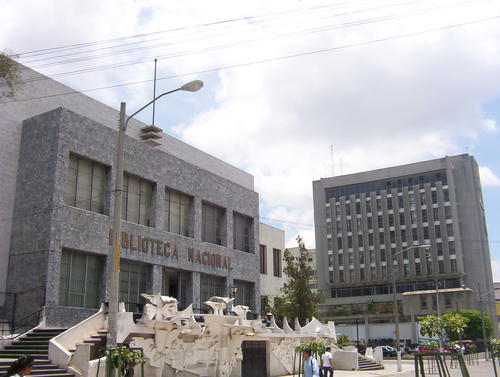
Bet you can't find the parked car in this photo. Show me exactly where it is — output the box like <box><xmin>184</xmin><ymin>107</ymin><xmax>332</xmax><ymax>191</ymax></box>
<box><xmin>404</xmin><ymin>344</ymin><xmax>421</xmax><ymax>354</ymax></box>
<box><xmin>381</xmin><ymin>346</ymin><xmax>397</xmax><ymax>357</ymax></box>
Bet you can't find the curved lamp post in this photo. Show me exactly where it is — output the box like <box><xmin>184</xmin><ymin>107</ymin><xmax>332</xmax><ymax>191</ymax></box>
<box><xmin>108</xmin><ymin>79</ymin><xmax>203</xmax><ymax>347</ymax></box>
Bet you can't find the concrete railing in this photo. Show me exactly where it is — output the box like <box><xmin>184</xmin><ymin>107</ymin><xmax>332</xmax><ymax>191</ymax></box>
<box><xmin>49</xmin><ymin>304</ymin><xmax>106</xmax><ymax>369</ymax></box>
<box><xmin>333</xmin><ymin>349</ymin><xmax>358</xmax><ymax>370</ymax></box>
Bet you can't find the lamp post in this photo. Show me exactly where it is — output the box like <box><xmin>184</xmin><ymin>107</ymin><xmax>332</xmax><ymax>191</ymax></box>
<box><xmin>391</xmin><ymin>244</ymin><xmax>430</xmax><ymax>372</ymax></box>
<box><xmin>107</xmin><ymin>79</ymin><xmax>203</xmax><ymax>347</ymax></box>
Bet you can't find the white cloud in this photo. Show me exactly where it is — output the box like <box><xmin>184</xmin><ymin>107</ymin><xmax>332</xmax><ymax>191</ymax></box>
<box><xmin>491</xmin><ymin>260</ymin><xmax>500</xmax><ymax>282</ymax></box>
<box><xmin>480</xmin><ymin>166</ymin><xmax>500</xmax><ymax>187</ymax></box>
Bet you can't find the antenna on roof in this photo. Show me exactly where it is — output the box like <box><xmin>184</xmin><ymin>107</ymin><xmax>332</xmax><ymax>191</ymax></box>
<box><xmin>330</xmin><ymin>145</ymin><xmax>335</xmax><ymax>177</ymax></box>
<box><xmin>152</xmin><ymin>58</ymin><xmax>158</xmax><ymax>126</ymax></box>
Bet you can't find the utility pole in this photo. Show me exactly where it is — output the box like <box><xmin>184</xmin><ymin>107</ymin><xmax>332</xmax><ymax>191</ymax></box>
<box><xmin>478</xmin><ymin>283</ymin><xmax>489</xmax><ymax>360</ymax></box>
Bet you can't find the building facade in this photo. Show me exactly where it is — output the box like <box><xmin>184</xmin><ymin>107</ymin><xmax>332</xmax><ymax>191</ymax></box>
<box><xmin>259</xmin><ymin>223</ymin><xmax>285</xmax><ymax>309</ymax></box>
<box><xmin>1</xmin><ymin>63</ymin><xmax>260</xmax><ymax>328</ymax></box>
<box><xmin>313</xmin><ymin>155</ymin><xmax>496</xmax><ymax>342</ymax></box>
<box><xmin>286</xmin><ymin>247</ymin><xmax>318</xmax><ymax>292</ymax></box>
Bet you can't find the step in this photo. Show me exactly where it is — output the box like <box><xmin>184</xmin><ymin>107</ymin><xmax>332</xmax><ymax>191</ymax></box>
<box><xmin>30</xmin><ymin>374</ymin><xmax>73</xmax><ymax>377</ymax></box>
<box><xmin>5</xmin><ymin>345</ymin><xmax>49</xmax><ymax>350</ymax></box>
<box><xmin>17</xmin><ymin>339</ymin><xmax>52</xmax><ymax>344</ymax></box>
<box><xmin>29</xmin><ymin>369</ymin><xmax>69</xmax><ymax>375</ymax></box>
<box><xmin>32</xmin><ymin>329</ymin><xmax>66</xmax><ymax>333</ymax></box>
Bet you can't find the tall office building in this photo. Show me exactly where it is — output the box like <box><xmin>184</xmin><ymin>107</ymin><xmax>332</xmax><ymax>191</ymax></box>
<box><xmin>313</xmin><ymin>155</ymin><xmax>496</xmax><ymax>340</ymax></box>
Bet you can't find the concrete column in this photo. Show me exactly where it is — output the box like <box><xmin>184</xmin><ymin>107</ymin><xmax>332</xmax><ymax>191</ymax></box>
<box><xmin>151</xmin><ymin>265</ymin><xmax>163</xmax><ymax>294</ymax></box>
<box><xmin>410</xmin><ymin>314</ymin><xmax>418</xmax><ymax>343</ymax></box>
<box><xmin>194</xmin><ymin>198</ymin><xmax>202</xmax><ymax>242</ymax></box>
<box><xmin>364</xmin><ymin>316</ymin><xmax>370</xmax><ymax>344</ymax></box>
<box><xmin>154</xmin><ymin>185</ymin><xmax>166</xmax><ymax>230</ymax></box>
<box><xmin>191</xmin><ymin>272</ymin><xmax>201</xmax><ymax>310</ymax></box>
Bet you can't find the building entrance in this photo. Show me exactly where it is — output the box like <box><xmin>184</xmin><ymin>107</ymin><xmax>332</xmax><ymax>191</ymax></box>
<box><xmin>241</xmin><ymin>341</ymin><xmax>267</xmax><ymax>377</ymax></box>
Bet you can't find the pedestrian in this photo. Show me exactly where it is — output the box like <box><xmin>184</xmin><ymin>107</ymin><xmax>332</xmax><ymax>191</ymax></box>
<box><xmin>302</xmin><ymin>347</ymin><xmax>320</xmax><ymax>377</ymax></box>
<box><xmin>1</xmin><ymin>355</ymin><xmax>34</xmax><ymax>377</ymax></box>
<box><xmin>321</xmin><ymin>346</ymin><xmax>334</xmax><ymax>377</ymax></box>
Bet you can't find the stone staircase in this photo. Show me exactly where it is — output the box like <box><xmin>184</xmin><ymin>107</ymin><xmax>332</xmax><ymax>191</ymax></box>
<box><xmin>358</xmin><ymin>355</ymin><xmax>384</xmax><ymax>370</ymax></box>
<box><xmin>0</xmin><ymin>328</ymin><xmax>73</xmax><ymax>377</ymax></box>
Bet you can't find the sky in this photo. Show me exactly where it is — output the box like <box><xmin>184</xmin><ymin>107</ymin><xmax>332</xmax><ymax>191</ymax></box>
<box><xmin>1</xmin><ymin>0</ymin><xmax>499</xmax><ymax>276</ymax></box>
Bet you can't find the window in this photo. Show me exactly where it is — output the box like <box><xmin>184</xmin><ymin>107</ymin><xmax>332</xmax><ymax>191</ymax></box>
<box><xmin>401</xmin><ymin>229</ymin><xmax>406</xmax><ymax>242</ymax></box>
<box><xmin>399</xmin><ymin>213</ymin><xmax>405</xmax><ymax>226</ymax></box>
<box><xmin>450</xmin><ymin>259</ymin><xmax>457</xmax><ymax>272</ymax></box>
<box><xmin>432</xmin><ymin>191</ymin><xmax>437</xmax><ymax>204</ymax></box>
<box><xmin>448</xmin><ymin>241</ymin><xmax>456</xmax><ymax>255</ymax></box>
<box><xmin>443</xmin><ymin>189</ymin><xmax>449</xmax><ymax>202</ymax></box>
<box><xmin>337</xmin><ymin>237</ymin><xmax>343</xmax><ymax>249</ymax></box>
<box><xmin>389</xmin><ymin>214</ymin><xmax>394</xmax><ymax>227</ymax></box>
<box><xmin>202</xmin><ymin>202</ymin><xmax>225</xmax><ymax>245</ymax></box>
<box><xmin>410</xmin><ymin>210</ymin><xmax>417</xmax><ymax>225</ymax></box>
<box><xmin>381</xmin><ymin>249</ymin><xmax>386</xmax><ymax>262</ymax></box>
<box><xmin>403</xmin><ymin>249</ymin><xmax>408</xmax><ymax>259</ymax></box>
<box><xmin>387</xmin><ymin>198</ymin><xmax>393</xmax><ymax>210</ymax></box>
<box><xmin>348</xmin><ymin>252</ymin><xmax>354</xmax><ymax>264</ymax></box>
<box><xmin>366</xmin><ymin>201</ymin><xmax>372</xmax><ymax>213</ymax></box>
<box><xmin>328</xmin><ymin>255</ymin><xmax>334</xmax><ymax>267</ymax></box>
<box><xmin>273</xmin><ymin>248</ymin><xmax>282</xmax><ymax>277</ymax></box>
<box><xmin>339</xmin><ymin>270</ymin><xmax>344</xmax><ymax>282</ymax></box>
<box><xmin>367</xmin><ymin>217</ymin><xmax>373</xmax><ymax>229</ymax></box>
<box><xmin>378</xmin><ymin>216</ymin><xmax>383</xmax><ymax>228</ymax></box>
<box><xmin>409</xmin><ymin>193</ymin><xmax>415</xmax><ymax>207</ymax></box>
<box><xmin>346</xmin><ymin>219</ymin><xmax>352</xmax><ymax>232</ymax></box>
<box><xmin>438</xmin><ymin>260</ymin><xmax>445</xmax><ymax>273</ymax></box>
<box><xmin>336</xmin><ymin>220</ymin><xmax>342</xmax><ymax>232</ymax></box>
<box><xmin>200</xmin><ymin>274</ymin><xmax>224</xmax><ymax>309</ymax></box>
<box><xmin>359</xmin><ymin>252</ymin><xmax>365</xmax><ymax>264</ymax></box>
<box><xmin>165</xmin><ymin>189</ymin><xmax>192</xmax><ymax>236</ymax></box>
<box><xmin>435</xmin><ymin>225</ymin><xmax>441</xmax><ymax>238</ymax></box>
<box><xmin>358</xmin><ymin>234</ymin><xmax>364</xmax><ymax>247</ymax></box>
<box><xmin>345</xmin><ymin>204</ymin><xmax>351</xmax><ymax>216</ymax></box>
<box><xmin>427</xmin><ymin>260</ymin><xmax>433</xmax><ymax>275</ymax></box>
<box><xmin>447</xmin><ymin>223</ymin><xmax>454</xmax><ymax>237</ymax></box>
<box><xmin>398</xmin><ymin>196</ymin><xmax>404</xmax><ymax>208</ymax></box>
<box><xmin>437</xmin><ymin>242</ymin><xmax>443</xmax><ymax>256</ymax></box>
<box><xmin>369</xmin><ymin>233</ymin><xmax>374</xmax><ymax>246</ymax></box>
<box><xmin>349</xmin><ymin>269</ymin><xmax>355</xmax><ymax>281</ymax></box>
<box><xmin>422</xmin><ymin>209</ymin><xmax>428</xmax><ymax>223</ymax></box>
<box><xmin>338</xmin><ymin>254</ymin><xmax>343</xmax><ymax>265</ymax></box>
<box><xmin>370</xmin><ymin>250</ymin><xmax>376</xmax><ymax>263</ymax></box>
<box><xmin>327</xmin><ymin>237</ymin><xmax>333</xmax><ymax>251</ymax></box>
<box><xmin>445</xmin><ymin>206</ymin><xmax>451</xmax><ymax>219</ymax></box>
<box><xmin>390</xmin><ymin>231</ymin><xmax>395</xmax><ymax>244</ymax></box>
<box><xmin>233</xmin><ymin>212</ymin><xmax>253</xmax><ymax>252</ymax></box>
<box><xmin>415</xmin><ymin>263</ymin><xmax>421</xmax><ymax>276</ymax></box>
<box><xmin>420</xmin><ymin>192</ymin><xmax>426</xmax><ymax>206</ymax></box>
<box><xmin>65</xmin><ymin>154</ymin><xmax>107</xmax><ymax>214</ymax></box>
<box><xmin>412</xmin><ymin>228</ymin><xmax>418</xmax><ymax>241</ymax></box>
<box><xmin>379</xmin><ymin>232</ymin><xmax>385</xmax><ymax>244</ymax></box>
<box><xmin>122</xmin><ymin>173</ymin><xmax>153</xmax><ymax>226</ymax></box>
<box><xmin>260</xmin><ymin>245</ymin><xmax>267</xmax><ymax>274</ymax></box>
<box><xmin>424</xmin><ymin>227</ymin><xmax>429</xmax><ymax>239</ymax></box>
<box><xmin>347</xmin><ymin>236</ymin><xmax>353</xmax><ymax>248</ymax></box>
<box><xmin>59</xmin><ymin>249</ymin><xmax>102</xmax><ymax>309</ymax></box>
<box><xmin>381</xmin><ymin>266</ymin><xmax>388</xmax><ymax>279</ymax></box>
<box><xmin>234</xmin><ymin>280</ymin><xmax>253</xmax><ymax>307</ymax></box>
<box><xmin>376</xmin><ymin>199</ymin><xmax>382</xmax><ymax>211</ymax></box>
<box><xmin>356</xmin><ymin>202</ymin><xmax>361</xmax><ymax>214</ymax></box>
<box><xmin>404</xmin><ymin>264</ymin><xmax>409</xmax><ymax>277</ymax></box>
<box><xmin>360</xmin><ymin>268</ymin><xmax>365</xmax><ymax>281</ymax></box>
<box><xmin>433</xmin><ymin>207</ymin><xmax>439</xmax><ymax>220</ymax></box>
<box><xmin>356</xmin><ymin>218</ymin><xmax>363</xmax><ymax>233</ymax></box>
<box><xmin>120</xmin><ymin>260</ymin><xmax>149</xmax><ymax>313</ymax></box>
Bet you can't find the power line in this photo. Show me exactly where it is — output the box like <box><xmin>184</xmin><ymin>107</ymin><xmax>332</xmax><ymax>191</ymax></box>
<box><xmin>2</xmin><ymin>13</ymin><xmax>499</xmax><ymax>106</ymax></box>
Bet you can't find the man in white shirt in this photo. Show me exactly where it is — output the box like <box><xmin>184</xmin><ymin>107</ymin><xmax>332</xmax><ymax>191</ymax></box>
<box><xmin>321</xmin><ymin>346</ymin><xmax>334</xmax><ymax>377</ymax></box>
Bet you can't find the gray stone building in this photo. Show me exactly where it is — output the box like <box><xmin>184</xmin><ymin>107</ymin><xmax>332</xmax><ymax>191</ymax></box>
<box><xmin>313</xmin><ymin>155</ymin><xmax>497</xmax><ymax>342</ymax></box>
<box><xmin>0</xmin><ymin>62</ymin><xmax>260</xmax><ymax>328</ymax></box>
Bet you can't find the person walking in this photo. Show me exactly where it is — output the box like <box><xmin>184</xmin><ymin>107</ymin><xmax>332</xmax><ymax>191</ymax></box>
<box><xmin>321</xmin><ymin>346</ymin><xmax>334</xmax><ymax>377</ymax></box>
<box><xmin>302</xmin><ymin>347</ymin><xmax>320</xmax><ymax>377</ymax></box>
<box><xmin>1</xmin><ymin>355</ymin><xmax>34</xmax><ymax>377</ymax></box>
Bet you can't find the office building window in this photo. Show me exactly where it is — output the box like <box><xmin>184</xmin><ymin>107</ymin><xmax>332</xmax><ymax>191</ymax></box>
<box><xmin>399</xmin><ymin>213</ymin><xmax>405</xmax><ymax>226</ymax></box>
<box><xmin>356</xmin><ymin>218</ymin><xmax>363</xmax><ymax>233</ymax></box>
<box><xmin>368</xmin><ymin>233</ymin><xmax>374</xmax><ymax>246</ymax></box>
<box><xmin>120</xmin><ymin>260</ymin><xmax>149</xmax><ymax>313</ymax></box>
<box><xmin>412</xmin><ymin>228</ymin><xmax>418</xmax><ymax>241</ymax></box>
<box><xmin>259</xmin><ymin>245</ymin><xmax>267</xmax><ymax>274</ymax></box>
<box><xmin>443</xmin><ymin>189</ymin><xmax>449</xmax><ymax>202</ymax></box>
<box><xmin>356</xmin><ymin>202</ymin><xmax>361</xmax><ymax>214</ymax></box>
<box><xmin>202</xmin><ymin>202</ymin><xmax>225</xmax><ymax>246</ymax></box>
<box><xmin>379</xmin><ymin>232</ymin><xmax>385</xmax><ymax>244</ymax></box>
<box><xmin>234</xmin><ymin>280</ymin><xmax>252</xmax><ymax>307</ymax></box>
<box><xmin>432</xmin><ymin>296</ymin><xmax>437</xmax><ymax>310</ymax></box>
<box><xmin>437</xmin><ymin>242</ymin><xmax>443</xmax><ymax>256</ymax></box>
<box><xmin>233</xmin><ymin>212</ymin><xmax>253</xmax><ymax>253</ymax></box>
<box><xmin>450</xmin><ymin>259</ymin><xmax>457</xmax><ymax>273</ymax></box>
<box><xmin>328</xmin><ymin>255</ymin><xmax>334</xmax><ymax>267</ymax></box>
<box><xmin>432</xmin><ymin>191</ymin><xmax>438</xmax><ymax>204</ymax></box>
<box><xmin>65</xmin><ymin>154</ymin><xmax>107</xmax><ymax>214</ymax></box>
<box><xmin>367</xmin><ymin>217</ymin><xmax>373</xmax><ymax>229</ymax></box>
<box><xmin>448</xmin><ymin>241</ymin><xmax>456</xmax><ymax>255</ymax></box>
<box><xmin>376</xmin><ymin>199</ymin><xmax>382</xmax><ymax>211</ymax></box>
<box><xmin>346</xmin><ymin>219</ymin><xmax>352</xmax><ymax>232</ymax></box>
<box><xmin>415</xmin><ymin>263</ymin><xmax>421</xmax><ymax>276</ymax></box>
<box><xmin>345</xmin><ymin>204</ymin><xmax>351</xmax><ymax>216</ymax></box>
<box><xmin>366</xmin><ymin>200</ymin><xmax>372</xmax><ymax>213</ymax></box>
<box><xmin>409</xmin><ymin>193</ymin><xmax>415</xmax><ymax>207</ymax></box>
<box><xmin>378</xmin><ymin>216</ymin><xmax>383</xmax><ymax>228</ymax></box>
<box><xmin>347</xmin><ymin>236</ymin><xmax>353</xmax><ymax>248</ymax></box>
<box><xmin>433</xmin><ymin>207</ymin><xmax>439</xmax><ymax>220</ymax></box>
<box><xmin>348</xmin><ymin>252</ymin><xmax>354</xmax><ymax>264</ymax></box>
<box><xmin>359</xmin><ymin>252</ymin><xmax>365</xmax><ymax>264</ymax></box>
<box><xmin>389</xmin><ymin>214</ymin><xmax>394</xmax><ymax>226</ymax></box>
<box><xmin>336</xmin><ymin>220</ymin><xmax>342</xmax><ymax>232</ymax></box>
<box><xmin>390</xmin><ymin>231</ymin><xmax>395</xmax><ymax>244</ymax></box>
<box><xmin>339</xmin><ymin>270</ymin><xmax>344</xmax><ymax>282</ymax></box>
<box><xmin>358</xmin><ymin>234</ymin><xmax>363</xmax><ymax>247</ymax></box>
<box><xmin>410</xmin><ymin>210</ymin><xmax>417</xmax><ymax>225</ymax></box>
<box><xmin>445</xmin><ymin>206</ymin><xmax>451</xmax><ymax>219</ymax></box>
<box><xmin>338</xmin><ymin>254</ymin><xmax>343</xmax><ymax>265</ymax></box>
<box><xmin>404</xmin><ymin>264</ymin><xmax>410</xmax><ymax>277</ymax></box>
<box><xmin>420</xmin><ymin>192</ymin><xmax>426</xmax><ymax>206</ymax></box>
<box><xmin>446</xmin><ymin>223</ymin><xmax>454</xmax><ymax>237</ymax></box>
<box><xmin>403</xmin><ymin>249</ymin><xmax>408</xmax><ymax>259</ymax></box>
<box><xmin>381</xmin><ymin>265</ymin><xmax>388</xmax><ymax>279</ymax></box>
<box><xmin>122</xmin><ymin>173</ymin><xmax>153</xmax><ymax>226</ymax></box>
<box><xmin>424</xmin><ymin>227</ymin><xmax>429</xmax><ymax>239</ymax></box>
<box><xmin>349</xmin><ymin>269</ymin><xmax>355</xmax><ymax>281</ymax></box>
<box><xmin>327</xmin><ymin>237</ymin><xmax>333</xmax><ymax>251</ymax></box>
<box><xmin>200</xmin><ymin>274</ymin><xmax>224</xmax><ymax>309</ymax></box>
<box><xmin>273</xmin><ymin>248</ymin><xmax>282</xmax><ymax>277</ymax></box>
<box><xmin>398</xmin><ymin>196</ymin><xmax>404</xmax><ymax>208</ymax></box>
<box><xmin>438</xmin><ymin>260</ymin><xmax>445</xmax><ymax>273</ymax></box>
<box><xmin>370</xmin><ymin>250</ymin><xmax>376</xmax><ymax>263</ymax></box>
<box><xmin>435</xmin><ymin>225</ymin><xmax>441</xmax><ymax>238</ymax></box>
<box><xmin>422</xmin><ymin>209</ymin><xmax>428</xmax><ymax>223</ymax></box>
<box><xmin>387</xmin><ymin>198</ymin><xmax>393</xmax><ymax>210</ymax></box>
<box><xmin>427</xmin><ymin>260</ymin><xmax>433</xmax><ymax>275</ymax></box>
<box><xmin>401</xmin><ymin>229</ymin><xmax>406</xmax><ymax>242</ymax></box>
<box><xmin>59</xmin><ymin>249</ymin><xmax>102</xmax><ymax>309</ymax></box>
<box><xmin>381</xmin><ymin>249</ymin><xmax>386</xmax><ymax>262</ymax></box>
<box><xmin>360</xmin><ymin>268</ymin><xmax>365</xmax><ymax>281</ymax></box>
<box><xmin>337</xmin><ymin>237</ymin><xmax>343</xmax><ymax>249</ymax></box>
<box><xmin>165</xmin><ymin>189</ymin><xmax>192</xmax><ymax>237</ymax></box>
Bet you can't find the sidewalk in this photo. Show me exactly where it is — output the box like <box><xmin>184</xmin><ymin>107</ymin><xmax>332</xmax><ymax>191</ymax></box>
<box><xmin>281</xmin><ymin>358</ymin><xmax>498</xmax><ymax>377</ymax></box>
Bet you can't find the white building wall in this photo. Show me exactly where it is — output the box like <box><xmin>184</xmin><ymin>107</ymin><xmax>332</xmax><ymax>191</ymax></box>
<box><xmin>259</xmin><ymin>223</ymin><xmax>286</xmax><ymax>303</ymax></box>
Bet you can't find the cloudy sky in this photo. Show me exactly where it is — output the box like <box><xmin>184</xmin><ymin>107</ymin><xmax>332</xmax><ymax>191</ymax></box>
<box><xmin>1</xmin><ymin>0</ymin><xmax>499</xmax><ymax>275</ymax></box>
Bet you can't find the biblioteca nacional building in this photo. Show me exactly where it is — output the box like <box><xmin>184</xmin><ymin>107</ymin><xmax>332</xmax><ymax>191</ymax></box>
<box><xmin>0</xmin><ymin>62</ymin><xmax>261</xmax><ymax>328</ymax></box>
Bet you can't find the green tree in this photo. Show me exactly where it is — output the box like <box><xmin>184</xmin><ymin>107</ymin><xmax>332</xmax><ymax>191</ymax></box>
<box><xmin>0</xmin><ymin>52</ymin><xmax>21</xmax><ymax>98</ymax></box>
<box><xmin>418</xmin><ymin>313</ymin><xmax>469</xmax><ymax>345</ymax></box>
<box><xmin>273</xmin><ymin>236</ymin><xmax>322</xmax><ymax>326</ymax></box>
<box><xmin>451</xmin><ymin>309</ymin><xmax>493</xmax><ymax>340</ymax></box>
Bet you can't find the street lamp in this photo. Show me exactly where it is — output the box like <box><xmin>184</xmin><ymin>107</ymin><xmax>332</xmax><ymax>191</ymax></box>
<box><xmin>107</xmin><ymin>79</ymin><xmax>203</xmax><ymax>347</ymax></box>
<box><xmin>391</xmin><ymin>244</ymin><xmax>431</xmax><ymax>372</ymax></box>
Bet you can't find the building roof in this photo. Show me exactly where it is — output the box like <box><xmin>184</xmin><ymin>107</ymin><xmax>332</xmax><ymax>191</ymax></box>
<box><xmin>402</xmin><ymin>288</ymin><xmax>473</xmax><ymax>296</ymax></box>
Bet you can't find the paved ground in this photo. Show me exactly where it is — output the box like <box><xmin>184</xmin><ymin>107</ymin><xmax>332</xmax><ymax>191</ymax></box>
<box><xmin>281</xmin><ymin>358</ymin><xmax>499</xmax><ymax>377</ymax></box>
